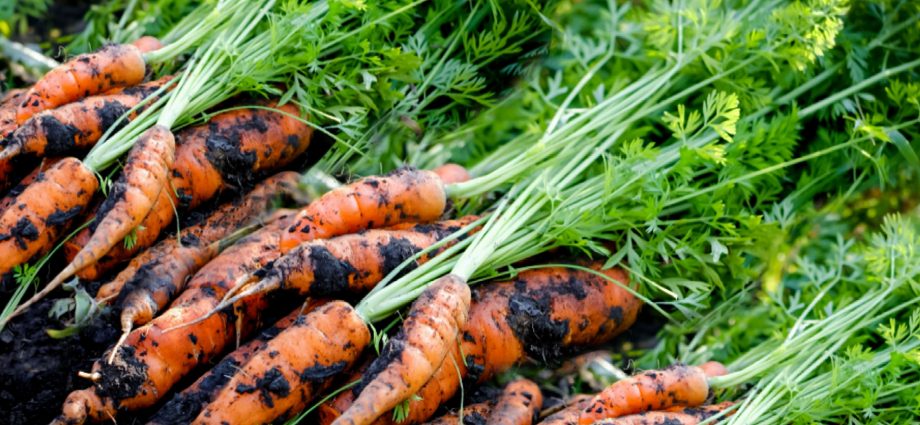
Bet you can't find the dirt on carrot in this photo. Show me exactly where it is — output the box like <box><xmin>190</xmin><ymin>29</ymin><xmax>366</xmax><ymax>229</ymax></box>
<box><xmin>488</xmin><ymin>378</ymin><xmax>543</xmax><ymax>425</ymax></box>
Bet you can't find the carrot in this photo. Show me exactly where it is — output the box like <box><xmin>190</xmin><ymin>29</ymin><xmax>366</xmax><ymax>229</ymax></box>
<box><xmin>131</xmin><ymin>36</ymin><xmax>163</xmax><ymax>52</ymax></box>
<box><xmin>149</xmin><ymin>301</ymin><xmax>322</xmax><ymax>425</ymax></box>
<box><xmin>320</xmin><ymin>263</ymin><xmax>641</xmax><ymax>425</ymax></box>
<box><xmin>104</xmin><ymin>173</ymin><xmax>300</xmax><ymax>363</ymax></box>
<box><xmin>0</xmin><ymin>89</ymin><xmax>26</xmax><ymax>138</ymax></box>
<box><xmin>170</xmin><ymin>101</ymin><xmax>313</xmax><ymax>211</ymax></box>
<box><xmin>193</xmin><ymin>301</ymin><xmax>370</xmax><ymax>425</ymax></box>
<box><xmin>15</xmin><ymin>43</ymin><xmax>151</xmax><ymax>124</ymax></box>
<box><xmin>536</xmin><ymin>395</ymin><xmax>593</xmax><ymax>425</ymax></box>
<box><xmin>213</xmin><ymin>216</ymin><xmax>480</xmax><ymax>315</ymax></box>
<box><xmin>432</xmin><ymin>163</ymin><xmax>471</xmax><ymax>185</ymax></box>
<box><xmin>0</xmin><ymin>77</ymin><xmax>171</xmax><ymax>181</ymax></box>
<box><xmin>592</xmin><ymin>402</ymin><xmax>735</xmax><ymax>425</ymax></box>
<box><xmin>53</xmin><ymin>218</ymin><xmax>289</xmax><ymax>425</ymax></box>
<box><xmin>424</xmin><ymin>401</ymin><xmax>494</xmax><ymax>425</ymax></box>
<box><xmin>33</xmin><ymin>125</ymin><xmax>175</xmax><ymax>300</ymax></box>
<box><xmin>463</xmin><ymin>265</ymin><xmax>640</xmax><ymax>385</ymax></box>
<box><xmin>0</xmin><ymin>157</ymin><xmax>62</xmax><ymax>212</ymax></box>
<box><xmin>281</xmin><ymin>167</ymin><xmax>453</xmax><ymax>252</ymax></box>
<box><xmin>0</xmin><ymin>157</ymin><xmax>97</xmax><ymax>279</ymax></box>
<box><xmin>576</xmin><ymin>362</ymin><xmax>729</xmax><ymax>425</ymax></box>
<box><xmin>334</xmin><ymin>274</ymin><xmax>471</xmax><ymax>425</ymax></box>
<box><xmin>488</xmin><ymin>378</ymin><xmax>543</xmax><ymax>425</ymax></box>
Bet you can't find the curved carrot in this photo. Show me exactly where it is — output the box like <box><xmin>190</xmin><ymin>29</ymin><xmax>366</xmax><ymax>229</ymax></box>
<box><xmin>149</xmin><ymin>301</ymin><xmax>322</xmax><ymax>425</ymax></box>
<box><xmin>193</xmin><ymin>301</ymin><xmax>371</xmax><ymax>425</ymax></box>
<box><xmin>42</xmin><ymin>124</ymin><xmax>175</xmax><ymax>296</ymax></box>
<box><xmin>53</xmin><ymin>217</ymin><xmax>291</xmax><ymax>424</ymax></box>
<box><xmin>432</xmin><ymin>163</ymin><xmax>471</xmax><ymax>185</ymax></box>
<box><xmin>335</xmin><ymin>274</ymin><xmax>471</xmax><ymax>425</ymax></box>
<box><xmin>592</xmin><ymin>402</ymin><xmax>735</xmax><ymax>425</ymax></box>
<box><xmin>0</xmin><ymin>76</ymin><xmax>171</xmax><ymax>180</ymax></box>
<box><xmin>0</xmin><ymin>157</ymin><xmax>62</xmax><ymax>212</ymax></box>
<box><xmin>15</xmin><ymin>43</ymin><xmax>148</xmax><ymax>124</ymax></box>
<box><xmin>170</xmin><ymin>101</ymin><xmax>313</xmax><ymax>210</ymax></box>
<box><xmin>214</xmin><ymin>216</ymin><xmax>479</xmax><ymax>315</ymax></box>
<box><xmin>577</xmin><ymin>363</ymin><xmax>728</xmax><ymax>425</ymax></box>
<box><xmin>535</xmin><ymin>395</ymin><xmax>593</xmax><ymax>425</ymax></box>
<box><xmin>488</xmin><ymin>378</ymin><xmax>543</xmax><ymax>425</ymax></box>
<box><xmin>105</xmin><ymin>173</ymin><xmax>300</xmax><ymax>363</ymax></box>
<box><xmin>424</xmin><ymin>401</ymin><xmax>494</xmax><ymax>425</ymax></box>
<box><xmin>320</xmin><ymin>263</ymin><xmax>641</xmax><ymax>425</ymax></box>
<box><xmin>0</xmin><ymin>157</ymin><xmax>97</xmax><ymax>279</ymax></box>
<box><xmin>281</xmin><ymin>167</ymin><xmax>449</xmax><ymax>252</ymax></box>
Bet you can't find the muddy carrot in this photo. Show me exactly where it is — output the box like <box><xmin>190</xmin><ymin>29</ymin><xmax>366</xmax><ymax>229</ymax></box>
<box><xmin>281</xmin><ymin>167</ymin><xmax>455</xmax><ymax>252</ymax></box>
<box><xmin>536</xmin><ymin>395</ymin><xmax>593</xmax><ymax>425</ymax></box>
<box><xmin>149</xmin><ymin>301</ymin><xmax>323</xmax><ymax>425</ymax></box>
<box><xmin>170</xmin><ymin>101</ymin><xmax>313</xmax><ymax>210</ymax></box>
<box><xmin>15</xmin><ymin>42</ymin><xmax>153</xmax><ymax>124</ymax></box>
<box><xmin>0</xmin><ymin>158</ymin><xmax>62</xmax><ymax>212</ymax></box>
<box><xmin>193</xmin><ymin>301</ymin><xmax>370</xmax><ymax>425</ymax></box>
<box><xmin>52</xmin><ymin>216</ymin><xmax>293</xmax><ymax>425</ymax></box>
<box><xmin>16</xmin><ymin>125</ymin><xmax>175</xmax><ymax>316</ymax></box>
<box><xmin>0</xmin><ymin>157</ymin><xmax>97</xmax><ymax>279</ymax></box>
<box><xmin>212</xmin><ymin>216</ymin><xmax>479</xmax><ymax>316</ymax></box>
<box><xmin>592</xmin><ymin>402</ymin><xmax>735</xmax><ymax>425</ymax></box>
<box><xmin>0</xmin><ymin>89</ymin><xmax>26</xmax><ymax>138</ymax></box>
<box><xmin>334</xmin><ymin>275</ymin><xmax>471</xmax><ymax>425</ymax></box>
<box><xmin>577</xmin><ymin>362</ymin><xmax>729</xmax><ymax>425</ymax></box>
<box><xmin>488</xmin><ymin>379</ymin><xmax>543</xmax><ymax>425</ymax></box>
<box><xmin>424</xmin><ymin>401</ymin><xmax>494</xmax><ymax>425</ymax></box>
<box><xmin>0</xmin><ymin>77</ymin><xmax>171</xmax><ymax>180</ymax></box>
<box><xmin>105</xmin><ymin>173</ymin><xmax>300</xmax><ymax>362</ymax></box>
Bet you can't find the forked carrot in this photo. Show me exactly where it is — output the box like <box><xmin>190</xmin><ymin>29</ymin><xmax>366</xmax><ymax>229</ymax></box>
<box><xmin>149</xmin><ymin>301</ymin><xmax>322</xmax><ymax>425</ymax></box>
<box><xmin>281</xmin><ymin>167</ymin><xmax>455</xmax><ymax>252</ymax></box>
<box><xmin>488</xmin><ymin>378</ymin><xmax>543</xmax><ymax>425</ymax></box>
<box><xmin>592</xmin><ymin>402</ymin><xmax>735</xmax><ymax>425</ymax></box>
<box><xmin>334</xmin><ymin>274</ymin><xmax>471</xmax><ymax>425</ymax></box>
<box><xmin>211</xmin><ymin>216</ymin><xmax>479</xmax><ymax>316</ymax></box>
<box><xmin>15</xmin><ymin>42</ymin><xmax>154</xmax><ymax>124</ymax></box>
<box><xmin>0</xmin><ymin>157</ymin><xmax>97</xmax><ymax>279</ymax></box>
<box><xmin>192</xmin><ymin>301</ymin><xmax>370</xmax><ymax>425</ymax></box>
<box><xmin>577</xmin><ymin>362</ymin><xmax>729</xmax><ymax>424</ymax></box>
<box><xmin>424</xmin><ymin>401</ymin><xmax>494</xmax><ymax>425</ymax></box>
<box><xmin>26</xmin><ymin>124</ymin><xmax>176</xmax><ymax>314</ymax></box>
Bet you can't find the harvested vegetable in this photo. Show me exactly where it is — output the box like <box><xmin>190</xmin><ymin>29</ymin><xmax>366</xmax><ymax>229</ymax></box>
<box><xmin>424</xmin><ymin>401</ymin><xmax>494</xmax><ymax>425</ymax></box>
<box><xmin>487</xmin><ymin>378</ymin><xmax>543</xmax><ymax>425</ymax></box>
<box><xmin>536</xmin><ymin>395</ymin><xmax>592</xmax><ymax>425</ymax></box>
<box><xmin>193</xmin><ymin>301</ymin><xmax>370</xmax><ymax>425</ymax></box>
<box><xmin>281</xmin><ymin>167</ymin><xmax>451</xmax><ymax>252</ymax></box>
<box><xmin>334</xmin><ymin>275</ymin><xmax>471</xmax><ymax>425</ymax></box>
<box><xmin>592</xmin><ymin>403</ymin><xmax>735</xmax><ymax>425</ymax></box>
<box><xmin>0</xmin><ymin>157</ymin><xmax>62</xmax><ymax>212</ymax></box>
<box><xmin>577</xmin><ymin>363</ymin><xmax>728</xmax><ymax>424</ymax></box>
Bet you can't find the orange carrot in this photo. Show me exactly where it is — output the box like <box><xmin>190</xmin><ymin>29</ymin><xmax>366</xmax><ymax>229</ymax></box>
<box><xmin>213</xmin><ymin>216</ymin><xmax>479</xmax><ymax>315</ymax></box>
<box><xmin>319</xmin><ymin>263</ymin><xmax>641</xmax><ymax>425</ymax></box>
<box><xmin>15</xmin><ymin>43</ymin><xmax>149</xmax><ymax>124</ymax></box>
<box><xmin>0</xmin><ymin>89</ymin><xmax>26</xmax><ymax>138</ymax></box>
<box><xmin>281</xmin><ymin>167</ymin><xmax>453</xmax><ymax>252</ymax></box>
<box><xmin>0</xmin><ymin>157</ymin><xmax>97</xmax><ymax>279</ymax></box>
<box><xmin>536</xmin><ymin>395</ymin><xmax>593</xmax><ymax>425</ymax></box>
<box><xmin>149</xmin><ymin>301</ymin><xmax>323</xmax><ymax>425</ymax></box>
<box><xmin>592</xmin><ymin>402</ymin><xmax>735</xmax><ymax>425</ymax></box>
<box><xmin>170</xmin><ymin>101</ymin><xmax>313</xmax><ymax>210</ymax></box>
<box><xmin>192</xmin><ymin>301</ymin><xmax>370</xmax><ymax>425</ymax></box>
<box><xmin>577</xmin><ymin>362</ymin><xmax>729</xmax><ymax>425</ymax></box>
<box><xmin>36</xmin><ymin>125</ymin><xmax>175</xmax><ymax>300</ymax></box>
<box><xmin>0</xmin><ymin>77</ymin><xmax>171</xmax><ymax>181</ymax></box>
<box><xmin>432</xmin><ymin>163</ymin><xmax>471</xmax><ymax>185</ymax></box>
<box><xmin>488</xmin><ymin>378</ymin><xmax>543</xmax><ymax>425</ymax></box>
<box><xmin>53</xmin><ymin>217</ymin><xmax>291</xmax><ymax>425</ymax></box>
<box><xmin>334</xmin><ymin>274</ymin><xmax>471</xmax><ymax>425</ymax></box>
<box><xmin>131</xmin><ymin>36</ymin><xmax>163</xmax><ymax>52</ymax></box>
<box><xmin>0</xmin><ymin>157</ymin><xmax>62</xmax><ymax>212</ymax></box>
<box><xmin>104</xmin><ymin>173</ymin><xmax>300</xmax><ymax>363</ymax></box>
<box><xmin>424</xmin><ymin>401</ymin><xmax>494</xmax><ymax>425</ymax></box>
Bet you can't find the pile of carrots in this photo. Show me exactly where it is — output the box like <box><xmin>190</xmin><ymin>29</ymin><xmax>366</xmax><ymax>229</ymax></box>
<box><xmin>0</xmin><ymin>27</ymin><xmax>743</xmax><ymax>425</ymax></box>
